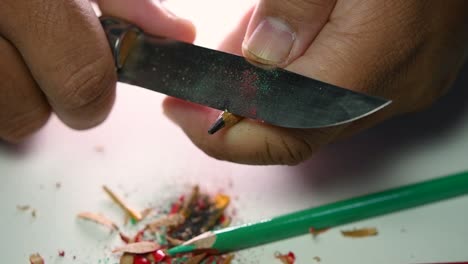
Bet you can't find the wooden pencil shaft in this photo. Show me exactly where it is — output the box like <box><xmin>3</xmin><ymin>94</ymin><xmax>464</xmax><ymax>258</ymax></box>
<box><xmin>210</xmin><ymin>171</ymin><xmax>468</xmax><ymax>253</ymax></box>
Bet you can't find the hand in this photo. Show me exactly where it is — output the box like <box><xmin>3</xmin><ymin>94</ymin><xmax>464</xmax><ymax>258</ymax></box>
<box><xmin>163</xmin><ymin>0</ymin><xmax>468</xmax><ymax>165</ymax></box>
<box><xmin>0</xmin><ymin>0</ymin><xmax>195</xmax><ymax>143</ymax></box>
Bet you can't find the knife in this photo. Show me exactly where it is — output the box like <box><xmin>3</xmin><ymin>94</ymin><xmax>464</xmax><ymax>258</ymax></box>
<box><xmin>100</xmin><ymin>16</ymin><xmax>391</xmax><ymax>129</ymax></box>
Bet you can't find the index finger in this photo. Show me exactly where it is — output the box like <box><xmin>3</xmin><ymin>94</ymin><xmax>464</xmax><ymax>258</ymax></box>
<box><xmin>0</xmin><ymin>0</ymin><xmax>116</xmax><ymax>129</ymax></box>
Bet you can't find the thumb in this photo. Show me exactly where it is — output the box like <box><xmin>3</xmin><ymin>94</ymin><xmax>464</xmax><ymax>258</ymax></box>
<box><xmin>242</xmin><ymin>0</ymin><xmax>335</xmax><ymax>67</ymax></box>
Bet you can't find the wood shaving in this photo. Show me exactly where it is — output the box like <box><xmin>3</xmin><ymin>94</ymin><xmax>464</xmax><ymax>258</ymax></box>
<box><xmin>146</xmin><ymin>214</ymin><xmax>185</xmax><ymax>232</ymax></box>
<box><xmin>140</xmin><ymin>208</ymin><xmax>154</xmax><ymax>219</ymax></box>
<box><xmin>119</xmin><ymin>253</ymin><xmax>134</xmax><ymax>264</ymax></box>
<box><xmin>103</xmin><ymin>185</ymin><xmax>142</xmax><ymax>221</ymax></box>
<box><xmin>185</xmin><ymin>253</ymin><xmax>207</xmax><ymax>264</ymax></box>
<box><xmin>119</xmin><ymin>232</ymin><xmax>132</xmax><ymax>243</ymax></box>
<box><xmin>180</xmin><ymin>186</ymin><xmax>199</xmax><ymax>217</ymax></box>
<box><xmin>309</xmin><ymin>227</ymin><xmax>329</xmax><ymax>237</ymax></box>
<box><xmin>165</xmin><ymin>235</ymin><xmax>184</xmax><ymax>246</ymax></box>
<box><xmin>31</xmin><ymin>209</ymin><xmax>37</xmax><ymax>218</ymax></box>
<box><xmin>223</xmin><ymin>254</ymin><xmax>235</xmax><ymax>264</ymax></box>
<box><xmin>214</xmin><ymin>194</ymin><xmax>230</xmax><ymax>210</ymax></box>
<box><xmin>77</xmin><ymin>212</ymin><xmax>119</xmax><ymax>231</ymax></box>
<box><xmin>341</xmin><ymin>227</ymin><xmax>378</xmax><ymax>238</ymax></box>
<box><xmin>313</xmin><ymin>256</ymin><xmax>321</xmax><ymax>262</ymax></box>
<box><xmin>112</xmin><ymin>241</ymin><xmax>159</xmax><ymax>254</ymax></box>
<box><xmin>29</xmin><ymin>253</ymin><xmax>44</xmax><ymax>264</ymax></box>
<box><xmin>17</xmin><ymin>205</ymin><xmax>31</xmax><ymax>211</ymax></box>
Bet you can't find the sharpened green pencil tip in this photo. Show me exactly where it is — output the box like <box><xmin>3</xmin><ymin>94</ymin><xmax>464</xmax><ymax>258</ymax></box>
<box><xmin>167</xmin><ymin>244</ymin><xmax>196</xmax><ymax>256</ymax></box>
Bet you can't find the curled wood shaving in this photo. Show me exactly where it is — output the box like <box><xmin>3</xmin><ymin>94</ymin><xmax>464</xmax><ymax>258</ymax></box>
<box><xmin>119</xmin><ymin>253</ymin><xmax>134</xmax><ymax>264</ymax></box>
<box><xmin>29</xmin><ymin>253</ymin><xmax>44</xmax><ymax>264</ymax></box>
<box><xmin>341</xmin><ymin>227</ymin><xmax>378</xmax><ymax>238</ymax></box>
<box><xmin>103</xmin><ymin>185</ymin><xmax>142</xmax><ymax>221</ymax></box>
<box><xmin>146</xmin><ymin>214</ymin><xmax>185</xmax><ymax>232</ymax></box>
<box><xmin>77</xmin><ymin>212</ymin><xmax>119</xmax><ymax>231</ymax></box>
<box><xmin>186</xmin><ymin>253</ymin><xmax>207</xmax><ymax>264</ymax></box>
<box><xmin>112</xmin><ymin>241</ymin><xmax>159</xmax><ymax>254</ymax></box>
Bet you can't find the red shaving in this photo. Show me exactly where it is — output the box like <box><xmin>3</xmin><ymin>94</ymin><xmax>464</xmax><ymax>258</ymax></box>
<box><xmin>133</xmin><ymin>230</ymin><xmax>145</xmax><ymax>242</ymax></box>
<box><xmin>275</xmin><ymin>251</ymin><xmax>296</xmax><ymax>264</ymax></box>
<box><xmin>178</xmin><ymin>195</ymin><xmax>185</xmax><ymax>203</ymax></box>
<box><xmin>152</xmin><ymin>250</ymin><xmax>166</xmax><ymax>262</ymax></box>
<box><xmin>169</xmin><ymin>203</ymin><xmax>180</xmax><ymax>214</ymax></box>
<box><xmin>58</xmin><ymin>250</ymin><xmax>65</xmax><ymax>257</ymax></box>
<box><xmin>133</xmin><ymin>256</ymin><xmax>149</xmax><ymax>264</ymax></box>
<box><xmin>196</xmin><ymin>198</ymin><xmax>207</xmax><ymax>210</ymax></box>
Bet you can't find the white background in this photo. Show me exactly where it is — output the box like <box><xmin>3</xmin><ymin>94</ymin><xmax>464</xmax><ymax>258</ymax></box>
<box><xmin>1</xmin><ymin>0</ymin><xmax>468</xmax><ymax>263</ymax></box>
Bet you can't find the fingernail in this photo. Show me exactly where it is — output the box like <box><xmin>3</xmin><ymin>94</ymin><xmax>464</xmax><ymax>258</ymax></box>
<box><xmin>244</xmin><ymin>17</ymin><xmax>295</xmax><ymax>65</ymax></box>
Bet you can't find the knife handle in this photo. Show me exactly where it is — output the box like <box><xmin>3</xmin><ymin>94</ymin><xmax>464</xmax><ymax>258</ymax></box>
<box><xmin>100</xmin><ymin>16</ymin><xmax>141</xmax><ymax>70</ymax></box>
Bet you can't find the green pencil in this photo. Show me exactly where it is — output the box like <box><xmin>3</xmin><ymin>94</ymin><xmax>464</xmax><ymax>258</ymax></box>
<box><xmin>167</xmin><ymin>171</ymin><xmax>468</xmax><ymax>256</ymax></box>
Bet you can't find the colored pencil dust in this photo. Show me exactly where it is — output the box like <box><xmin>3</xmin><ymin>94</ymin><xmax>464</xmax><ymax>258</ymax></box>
<box><xmin>77</xmin><ymin>185</ymin><xmax>234</xmax><ymax>264</ymax></box>
<box><xmin>208</xmin><ymin>111</ymin><xmax>243</xmax><ymax>135</ymax></box>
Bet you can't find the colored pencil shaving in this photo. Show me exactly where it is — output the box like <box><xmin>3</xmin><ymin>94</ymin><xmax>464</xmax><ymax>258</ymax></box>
<box><xmin>309</xmin><ymin>227</ymin><xmax>329</xmax><ymax>237</ymax></box>
<box><xmin>77</xmin><ymin>212</ymin><xmax>119</xmax><ymax>231</ymax></box>
<box><xmin>29</xmin><ymin>253</ymin><xmax>44</xmax><ymax>264</ymax></box>
<box><xmin>275</xmin><ymin>251</ymin><xmax>296</xmax><ymax>264</ymax></box>
<box><xmin>77</xmin><ymin>185</ymin><xmax>234</xmax><ymax>263</ymax></box>
<box><xmin>103</xmin><ymin>185</ymin><xmax>143</xmax><ymax>221</ymax></box>
<box><xmin>341</xmin><ymin>227</ymin><xmax>378</xmax><ymax>238</ymax></box>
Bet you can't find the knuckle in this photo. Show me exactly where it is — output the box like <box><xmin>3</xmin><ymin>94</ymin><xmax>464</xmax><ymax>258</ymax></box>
<box><xmin>58</xmin><ymin>57</ymin><xmax>116</xmax><ymax>111</ymax></box>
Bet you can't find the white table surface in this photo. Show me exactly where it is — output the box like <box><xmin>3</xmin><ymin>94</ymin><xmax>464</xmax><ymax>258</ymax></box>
<box><xmin>1</xmin><ymin>1</ymin><xmax>468</xmax><ymax>263</ymax></box>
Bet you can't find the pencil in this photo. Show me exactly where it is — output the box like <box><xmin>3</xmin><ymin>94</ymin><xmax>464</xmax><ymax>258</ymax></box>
<box><xmin>208</xmin><ymin>111</ymin><xmax>243</xmax><ymax>135</ymax></box>
<box><xmin>168</xmin><ymin>170</ymin><xmax>468</xmax><ymax>255</ymax></box>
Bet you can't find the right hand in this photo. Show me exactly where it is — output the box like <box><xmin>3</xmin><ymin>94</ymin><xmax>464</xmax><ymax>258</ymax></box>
<box><xmin>0</xmin><ymin>0</ymin><xmax>195</xmax><ymax>143</ymax></box>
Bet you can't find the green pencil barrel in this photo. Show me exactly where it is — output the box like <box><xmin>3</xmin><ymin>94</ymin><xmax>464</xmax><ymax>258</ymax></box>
<box><xmin>213</xmin><ymin>171</ymin><xmax>468</xmax><ymax>253</ymax></box>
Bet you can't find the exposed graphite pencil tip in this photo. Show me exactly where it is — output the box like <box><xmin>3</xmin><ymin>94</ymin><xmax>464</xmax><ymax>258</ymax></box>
<box><xmin>208</xmin><ymin>117</ymin><xmax>226</xmax><ymax>135</ymax></box>
<box><xmin>208</xmin><ymin>111</ymin><xmax>243</xmax><ymax>135</ymax></box>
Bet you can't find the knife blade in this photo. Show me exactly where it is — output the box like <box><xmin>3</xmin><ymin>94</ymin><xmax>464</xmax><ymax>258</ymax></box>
<box><xmin>100</xmin><ymin>17</ymin><xmax>391</xmax><ymax>129</ymax></box>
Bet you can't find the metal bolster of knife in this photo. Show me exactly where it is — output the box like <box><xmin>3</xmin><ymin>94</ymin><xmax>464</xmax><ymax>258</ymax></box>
<box><xmin>100</xmin><ymin>17</ymin><xmax>141</xmax><ymax>70</ymax></box>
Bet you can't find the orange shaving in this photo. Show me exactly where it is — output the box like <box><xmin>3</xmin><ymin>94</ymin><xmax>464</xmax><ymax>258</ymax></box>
<box><xmin>103</xmin><ymin>185</ymin><xmax>142</xmax><ymax>221</ymax></box>
<box><xmin>222</xmin><ymin>254</ymin><xmax>235</xmax><ymax>264</ymax></box>
<box><xmin>214</xmin><ymin>194</ymin><xmax>230</xmax><ymax>210</ymax></box>
<box><xmin>341</xmin><ymin>227</ymin><xmax>378</xmax><ymax>238</ymax></box>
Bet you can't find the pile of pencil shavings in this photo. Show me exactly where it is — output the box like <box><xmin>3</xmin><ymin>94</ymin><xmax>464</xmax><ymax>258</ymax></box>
<box><xmin>78</xmin><ymin>185</ymin><xmax>234</xmax><ymax>264</ymax></box>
